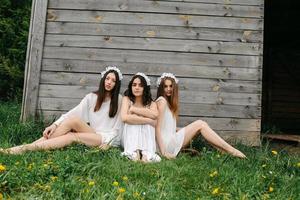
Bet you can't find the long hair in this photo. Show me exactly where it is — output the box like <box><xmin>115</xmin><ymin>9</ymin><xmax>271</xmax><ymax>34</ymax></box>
<box><xmin>124</xmin><ymin>74</ymin><xmax>152</xmax><ymax>106</ymax></box>
<box><xmin>156</xmin><ymin>77</ymin><xmax>179</xmax><ymax>119</ymax></box>
<box><xmin>93</xmin><ymin>70</ymin><xmax>121</xmax><ymax>117</ymax></box>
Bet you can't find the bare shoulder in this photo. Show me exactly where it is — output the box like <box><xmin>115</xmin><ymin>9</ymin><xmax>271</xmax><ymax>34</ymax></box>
<box><xmin>156</xmin><ymin>96</ymin><xmax>167</xmax><ymax>105</ymax></box>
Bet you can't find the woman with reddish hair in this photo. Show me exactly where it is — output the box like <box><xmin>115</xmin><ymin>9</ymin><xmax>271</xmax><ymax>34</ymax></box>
<box><xmin>155</xmin><ymin>73</ymin><xmax>246</xmax><ymax>159</ymax></box>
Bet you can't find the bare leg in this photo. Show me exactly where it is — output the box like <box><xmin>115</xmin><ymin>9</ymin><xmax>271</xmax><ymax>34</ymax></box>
<box><xmin>32</xmin><ymin>116</ymin><xmax>95</xmax><ymax>144</ymax></box>
<box><xmin>181</xmin><ymin>120</ymin><xmax>246</xmax><ymax>158</ymax></box>
<box><xmin>7</xmin><ymin>132</ymin><xmax>102</xmax><ymax>154</ymax></box>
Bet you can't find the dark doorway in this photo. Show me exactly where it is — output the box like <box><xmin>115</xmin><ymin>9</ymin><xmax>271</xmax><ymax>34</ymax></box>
<box><xmin>263</xmin><ymin>0</ymin><xmax>300</xmax><ymax>133</ymax></box>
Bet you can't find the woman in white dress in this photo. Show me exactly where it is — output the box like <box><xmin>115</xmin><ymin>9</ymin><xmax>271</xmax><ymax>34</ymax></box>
<box><xmin>1</xmin><ymin>66</ymin><xmax>123</xmax><ymax>154</ymax></box>
<box><xmin>155</xmin><ymin>73</ymin><xmax>246</xmax><ymax>159</ymax></box>
<box><xmin>121</xmin><ymin>73</ymin><xmax>160</xmax><ymax>162</ymax></box>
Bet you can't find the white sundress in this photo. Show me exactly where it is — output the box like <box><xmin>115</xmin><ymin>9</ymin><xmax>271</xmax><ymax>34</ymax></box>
<box><xmin>121</xmin><ymin>102</ymin><xmax>161</xmax><ymax>162</ymax></box>
<box><xmin>156</xmin><ymin>96</ymin><xmax>186</xmax><ymax>156</ymax></box>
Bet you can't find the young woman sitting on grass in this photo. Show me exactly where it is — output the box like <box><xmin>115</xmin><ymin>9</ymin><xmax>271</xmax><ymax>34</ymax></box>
<box><xmin>155</xmin><ymin>73</ymin><xmax>246</xmax><ymax>159</ymax></box>
<box><xmin>121</xmin><ymin>73</ymin><xmax>161</xmax><ymax>163</ymax></box>
<box><xmin>1</xmin><ymin>66</ymin><xmax>123</xmax><ymax>154</ymax></box>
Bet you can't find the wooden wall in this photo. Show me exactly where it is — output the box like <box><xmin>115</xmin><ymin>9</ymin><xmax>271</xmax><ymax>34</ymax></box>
<box><xmin>22</xmin><ymin>0</ymin><xmax>264</xmax><ymax>145</ymax></box>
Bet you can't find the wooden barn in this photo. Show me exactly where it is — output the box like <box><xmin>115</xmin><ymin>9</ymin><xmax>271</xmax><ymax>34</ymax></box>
<box><xmin>21</xmin><ymin>0</ymin><xmax>265</xmax><ymax>146</ymax></box>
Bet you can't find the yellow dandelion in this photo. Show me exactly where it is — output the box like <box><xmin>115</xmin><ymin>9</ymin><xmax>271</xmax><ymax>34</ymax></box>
<box><xmin>118</xmin><ymin>187</ymin><xmax>126</xmax><ymax>193</ymax></box>
<box><xmin>0</xmin><ymin>164</ymin><xmax>6</xmax><ymax>172</ymax></box>
<box><xmin>296</xmin><ymin>162</ymin><xmax>300</xmax><ymax>168</ymax></box>
<box><xmin>122</xmin><ymin>176</ymin><xmax>128</xmax><ymax>181</ymax></box>
<box><xmin>43</xmin><ymin>185</ymin><xmax>51</xmax><ymax>192</ymax></box>
<box><xmin>0</xmin><ymin>192</ymin><xmax>3</xmax><ymax>200</ymax></box>
<box><xmin>209</xmin><ymin>170</ymin><xmax>218</xmax><ymax>178</ymax></box>
<box><xmin>262</xmin><ymin>164</ymin><xmax>267</xmax><ymax>168</ymax></box>
<box><xmin>112</xmin><ymin>181</ymin><xmax>119</xmax><ymax>187</ymax></box>
<box><xmin>268</xmin><ymin>186</ymin><xmax>274</xmax><ymax>192</ymax></box>
<box><xmin>271</xmin><ymin>150</ymin><xmax>278</xmax><ymax>155</ymax></box>
<box><xmin>88</xmin><ymin>181</ymin><xmax>95</xmax><ymax>187</ymax></box>
<box><xmin>212</xmin><ymin>187</ymin><xmax>220</xmax><ymax>195</ymax></box>
<box><xmin>133</xmin><ymin>192</ymin><xmax>140</xmax><ymax>198</ymax></box>
<box><xmin>43</xmin><ymin>164</ymin><xmax>48</xmax><ymax>168</ymax></box>
<box><xmin>262</xmin><ymin>193</ymin><xmax>269</xmax><ymax>200</ymax></box>
<box><xmin>50</xmin><ymin>176</ymin><xmax>58</xmax><ymax>181</ymax></box>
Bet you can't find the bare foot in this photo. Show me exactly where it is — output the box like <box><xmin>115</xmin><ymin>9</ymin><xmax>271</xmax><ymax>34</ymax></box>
<box><xmin>231</xmin><ymin>150</ymin><xmax>246</xmax><ymax>159</ymax></box>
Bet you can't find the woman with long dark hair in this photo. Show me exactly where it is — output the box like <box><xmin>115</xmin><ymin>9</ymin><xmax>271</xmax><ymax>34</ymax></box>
<box><xmin>121</xmin><ymin>73</ymin><xmax>160</xmax><ymax>162</ymax></box>
<box><xmin>1</xmin><ymin>66</ymin><xmax>123</xmax><ymax>154</ymax></box>
<box><xmin>155</xmin><ymin>73</ymin><xmax>246</xmax><ymax>159</ymax></box>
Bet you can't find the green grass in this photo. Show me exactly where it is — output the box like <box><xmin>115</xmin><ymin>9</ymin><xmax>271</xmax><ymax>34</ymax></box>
<box><xmin>0</xmin><ymin>102</ymin><xmax>299</xmax><ymax>200</ymax></box>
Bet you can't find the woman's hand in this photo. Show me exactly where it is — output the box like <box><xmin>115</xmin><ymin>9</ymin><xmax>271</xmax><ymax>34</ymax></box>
<box><xmin>43</xmin><ymin>124</ymin><xmax>57</xmax><ymax>139</ymax></box>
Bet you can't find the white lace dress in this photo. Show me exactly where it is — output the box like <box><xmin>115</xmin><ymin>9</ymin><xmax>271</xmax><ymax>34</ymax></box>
<box><xmin>156</xmin><ymin>96</ymin><xmax>186</xmax><ymax>156</ymax></box>
<box><xmin>121</xmin><ymin>102</ymin><xmax>161</xmax><ymax>162</ymax></box>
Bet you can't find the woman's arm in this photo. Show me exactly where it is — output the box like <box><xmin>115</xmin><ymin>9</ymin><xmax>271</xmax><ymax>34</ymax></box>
<box><xmin>155</xmin><ymin>99</ymin><xmax>168</xmax><ymax>156</ymax></box>
<box><xmin>120</xmin><ymin>97</ymin><xmax>155</xmax><ymax>125</ymax></box>
<box><xmin>129</xmin><ymin>102</ymin><xmax>158</xmax><ymax>120</ymax></box>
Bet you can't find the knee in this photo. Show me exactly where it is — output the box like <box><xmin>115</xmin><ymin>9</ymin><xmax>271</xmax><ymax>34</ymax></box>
<box><xmin>196</xmin><ymin>120</ymin><xmax>208</xmax><ymax>129</ymax></box>
<box><xmin>64</xmin><ymin>116</ymin><xmax>82</xmax><ymax>126</ymax></box>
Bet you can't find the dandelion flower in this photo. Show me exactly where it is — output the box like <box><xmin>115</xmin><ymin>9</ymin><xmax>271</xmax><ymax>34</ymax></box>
<box><xmin>212</xmin><ymin>187</ymin><xmax>220</xmax><ymax>195</ymax></box>
<box><xmin>122</xmin><ymin>176</ymin><xmax>128</xmax><ymax>181</ymax></box>
<box><xmin>133</xmin><ymin>192</ymin><xmax>140</xmax><ymax>198</ymax></box>
<box><xmin>118</xmin><ymin>187</ymin><xmax>126</xmax><ymax>193</ymax></box>
<box><xmin>88</xmin><ymin>181</ymin><xmax>95</xmax><ymax>187</ymax></box>
<box><xmin>297</xmin><ymin>162</ymin><xmax>300</xmax><ymax>168</ymax></box>
<box><xmin>0</xmin><ymin>164</ymin><xmax>6</xmax><ymax>172</ymax></box>
<box><xmin>209</xmin><ymin>170</ymin><xmax>218</xmax><ymax>178</ymax></box>
<box><xmin>0</xmin><ymin>192</ymin><xmax>3</xmax><ymax>200</ymax></box>
<box><xmin>271</xmin><ymin>150</ymin><xmax>278</xmax><ymax>155</ymax></box>
<box><xmin>112</xmin><ymin>181</ymin><xmax>119</xmax><ymax>187</ymax></box>
<box><xmin>268</xmin><ymin>186</ymin><xmax>274</xmax><ymax>192</ymax></box>
<box><xmin>50</xmin><ymin>176</ymin><xmax>58</xmax><ymax>181</ymax></box>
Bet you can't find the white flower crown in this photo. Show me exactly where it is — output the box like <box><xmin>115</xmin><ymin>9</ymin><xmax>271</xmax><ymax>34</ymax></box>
<box><xmin>136</xmin><ymin>72</ymin><xmax>151</xmax><ymax>86</ymax></box>
<box><xmin>101</xmin><ymin>66</ymin><xmax>123</xmax><ymax>80</ymax></box>
<box><xmin>156</xmin><ymin>73</ymin><xmax>179</xmax><ymax>87</ymax></box>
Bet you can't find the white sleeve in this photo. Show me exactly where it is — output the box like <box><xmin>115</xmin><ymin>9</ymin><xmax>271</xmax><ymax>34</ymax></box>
<box><xmin>54</xmin><ymin>94</ymin><xmax>90</xmax><ymax>126</ymax></box>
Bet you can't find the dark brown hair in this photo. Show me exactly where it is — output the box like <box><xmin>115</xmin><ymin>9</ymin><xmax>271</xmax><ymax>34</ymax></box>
<box><xmin>93</xmin><ymin>70</ymin><xmax>121</xmax><ymax>117</ymax></box>
<box><xmin>124</xmin><ymin>74</ymin><xmax>152</xmax><ymax>106</ymax></box>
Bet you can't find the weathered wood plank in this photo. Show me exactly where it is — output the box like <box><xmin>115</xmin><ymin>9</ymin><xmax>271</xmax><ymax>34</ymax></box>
<box><xmin>42</xmin><ymin>59</ymin><xmax>262</xmax><ymax>81</ymax></box>
<box><xmin>179</xmin><ymin>117</ymin><xmax>261</xmax><ymax>131</ymax></box>
<box><xmin>45</xmin><ymin>34</ymin><xmax>262</xmax><ymax>56</ymax></box>
<box><xmin>38</xmin><ymin>84</ymin><xmax>261</xmax><ymax>106</ymax></box>
<box><xmin>21</xmin><ymin>0</ymin><xmax>48</xmax><ymax>121</ymax></box>
<box><xmin>38</xmin><ymin>97</ymin><xmax>260</xmax><ymax>118</ymax></box>
<box><xmin>21</xmin><ymin>0</ymin><xmax>36</xmax><ymax>121</ymax></box>
<box><xmin>217</xmin><ymin>131</ymin><xmax>260</xmax><ymax>146</ymax></box>
<box><xmin>48</xmin><ymin>0</ymin><xmax>263</xmax><ymax>18</ymax></box>
<box><xmin>46</xmin><ymin>22</ymin><xmax>262</xmax><ymax>43</ymax></box>
<box><xmin>46</xmin><ymin>10</ymin><xmax>263</xmax><ymax>30</ymax></box>
<box><xmin>39</xmin><ymin>109</ymin><xmax>260</xmax><ymax>131</ymax></box>
<box><xmin>43</xmin><ymin>47</ymin><xmax>261</xmax><ymax>68</ymax></box>
<box><xmin>40</xmin><ymin>69</ymin><xmax>261</xmax><ymax>93</ymax></box>
<box><xmin>147</xmin><ymin>0</ymin><xmax>263</xmax><ymax>6</ymax></box>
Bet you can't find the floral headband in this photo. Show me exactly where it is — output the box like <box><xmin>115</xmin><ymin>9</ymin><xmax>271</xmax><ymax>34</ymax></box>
<box><xmin>136</xmin><ymin>72</ymin><xmax>151</xmax><ymax>86</ymax></box>
<box><xmin>156</xmin><ymin>73</ymin><xmax>179</xmax><ymax>87</ymax></box>
<box><xmin>101</xmin><ymin>66</ymin><xmax>123</xmax><ymax>80</ymax></box>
